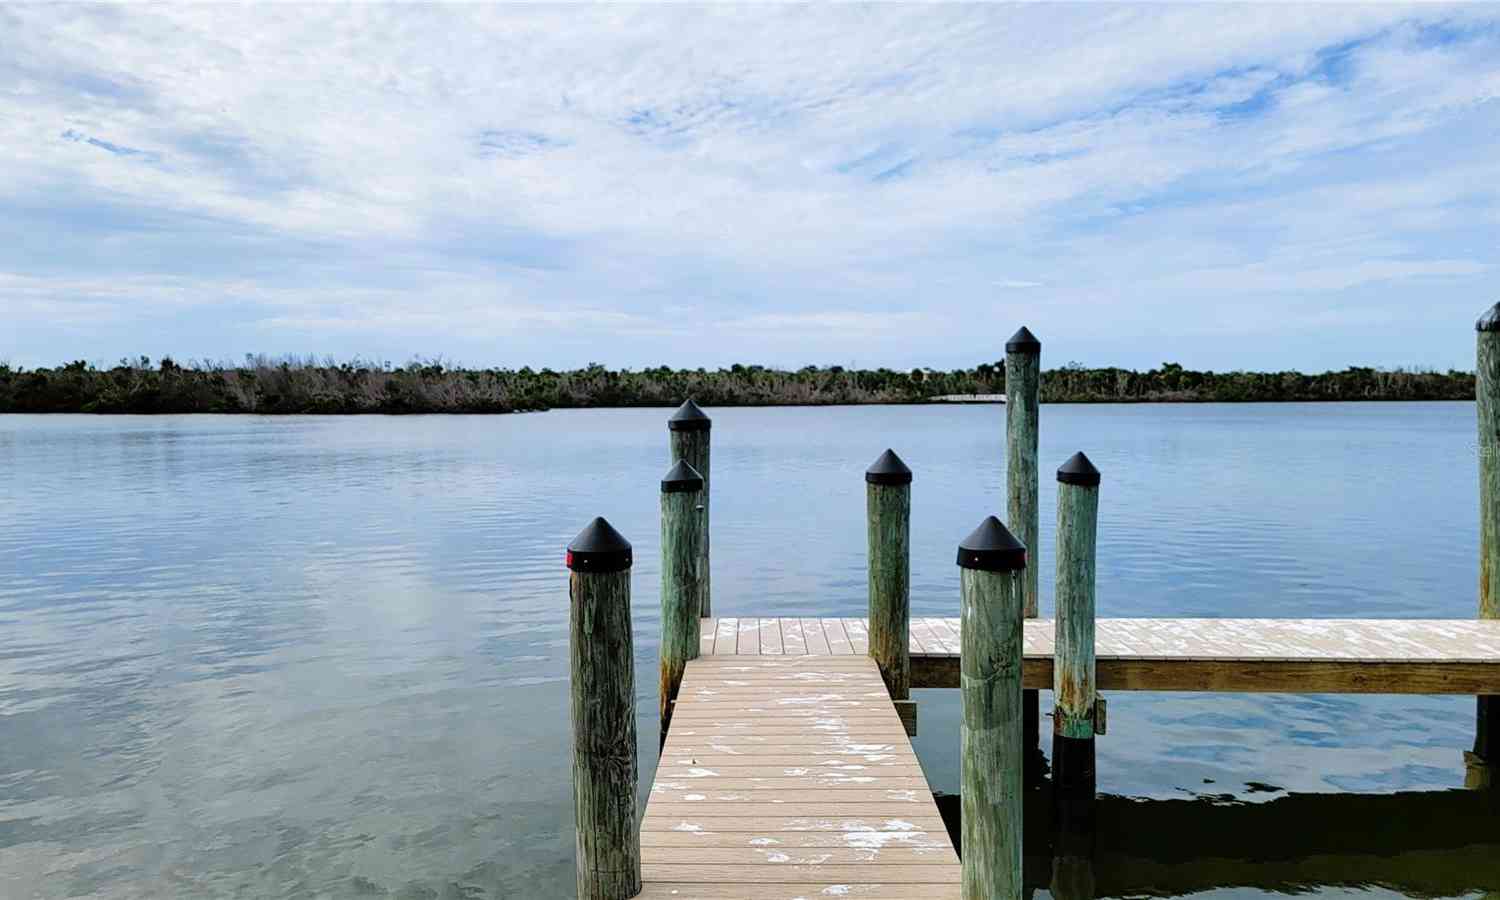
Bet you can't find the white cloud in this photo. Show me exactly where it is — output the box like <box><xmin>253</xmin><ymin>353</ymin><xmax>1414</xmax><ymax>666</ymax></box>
<box><xmin>0</xmin><ymin>4</ymin><xmax>1497</xmax><ymax>370</ymax></box>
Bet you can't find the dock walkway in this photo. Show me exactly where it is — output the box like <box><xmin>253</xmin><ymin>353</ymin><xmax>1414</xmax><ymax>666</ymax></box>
<box><xmin>642</xmin><ymin>653</ymin><xmax>960</xmax><ymax>898</ymax></box>
<box><xmin>699</xmin><ymin>616</ymin><xmax>1500</xmax><ymax>693</ymax></box>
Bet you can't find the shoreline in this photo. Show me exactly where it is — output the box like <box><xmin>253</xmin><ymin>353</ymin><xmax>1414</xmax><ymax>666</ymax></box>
<box><xmin>1</xmin><ymin>360</ymin><xmax>1473</xmax><ymax>414</ymax></box>
<box><xmin>0</xmin><ymin>396</ymin><xmax>1476</xmax><ymax>417</ymax></box>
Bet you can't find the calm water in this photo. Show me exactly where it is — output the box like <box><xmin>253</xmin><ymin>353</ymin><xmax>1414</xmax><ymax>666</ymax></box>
<box><xmin>0</xmin><ymin>404</ymin><xmax>1492</xmax><ymax>898</ymax></box>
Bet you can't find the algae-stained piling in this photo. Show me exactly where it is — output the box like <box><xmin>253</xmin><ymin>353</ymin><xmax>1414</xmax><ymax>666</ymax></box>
<box><xmin>658</xmin><ymin>461</ymin><xmax>704</xmax><ymax>740</ymax></box>
<box><xmin>1476</xmin><ymin>303</ymin><xmax>1500</xmax><ymax>781</ymax></box>
<box><xmin>568</xmin><ymin>518</ymin><xmax>642</xmax><ymax>900</ymax></box>
<box><xmin>866</xmin><ymin>448</ymin><xmax>913</xmax><ymax>728</ymax></box>
<box><xmin>1006</xmin><ymin>326</ymin><xmax>1043</xmax><ymax>760</ymax></box>
<box><xmin>958</xmin><ymin>516</ymin><xmax>1028</xmax><ymax>900</ymax></box>
<box><xmin>1054</xmin><ymin>451</ymin><xmax>1102</xmax><ymax>825</ymax></box>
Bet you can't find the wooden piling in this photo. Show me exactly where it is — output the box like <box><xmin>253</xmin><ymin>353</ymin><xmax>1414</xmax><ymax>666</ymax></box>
<box><xmin>567</xmin><ymin>517</ymin><xmax>641</xmax><ymax>900</ymax></box>
<box><xmin>1006</xmin><ymin>326</ymin><xmax>1043</xmax><ymax>759</ymax></box>
<box><xmin>1476</xmin><ymin>303</ymin><xmax>1500</xmax><ymax>784</ymax></box>
<box><xmin>1054</xmin><ymin>451</ymin><xmax>1101</xmax><ymax>824</ymax></box>
<box><xmin>668</xmin><ymin>400</ymin><xmax>712</xmax><ymax>618</ymax></box>
<box><xmin>866</xmin><ymin>449</ymin><xmax>912</xmax><ymax>710</ymax></box>
<box><xmin>958</xmin><ymin>515</ymin><xmax>1028</xmax><ymax>900</ymax></box>
<box><xmin>659</xmin><ymin>461</ymin><xmax>704</xmax><ymax>739</ymax></box>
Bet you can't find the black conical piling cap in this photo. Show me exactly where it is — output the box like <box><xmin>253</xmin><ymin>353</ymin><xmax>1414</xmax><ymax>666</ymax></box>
<box><xmin>957</xmin><ymin>516</ymin><xmax>1027</xmax><ymax>572</ymax></box>
<box><xmin>661</xmin><ymin>460</ymin><xmax>704</xmax><ymax>493</ymax></box>
<box><xmin>668</xmin><ymin>399</ymin><xmax>712</xmax><ymax>432</ymax></box>
<box><xmin>865</xmin><ymin>449</ymin><xmax>913</xmax><ymax>486</ymax></box>
<box><xmin>566</xmin><ymin>517</ymin><xmax>633</xmax><ymax>572</ymax></box>
<box><xmin>1057</xmin><ymin>451</ymin><xmax>1101</xmax><ymax>487</ymax></box>
<box><xmin>1005</xmin><ymin>326</ymin><xmax>1041</xmax><ymax>354</ymax></box>
<box><xmin>1478</xmin><ymin>303</ymin><xmax>1500</xmax><ymax>332</ymax></box>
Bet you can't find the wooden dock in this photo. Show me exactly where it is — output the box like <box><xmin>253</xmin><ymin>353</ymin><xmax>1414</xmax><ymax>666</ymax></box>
<box><xmin>633</xmin><ymin>615</ymin><xmax>1500</xmax><ymax>898</ymax></box>
<box><xmin>698</xmin><ymin>616</ymin><xmax>1500</xmax><ymax>693</ymax></box>
<box><xmin>572</xmin><ymin>315</ymin><xmax>1500</xmax><ymax>897</ymax></box>
<box><xmin>642</xmin><ymin>654</ymin><xmax>960</xmax><ymax>898</ymax></box>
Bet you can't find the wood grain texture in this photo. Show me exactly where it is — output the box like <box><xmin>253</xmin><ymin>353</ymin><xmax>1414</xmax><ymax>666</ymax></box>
<box><xmin>641</xmin><ymin>655</ymin><xmax>958</xmax><ymax>896</ymax></box>
<box><xmin>570</xmin><ymin>569</ymin><xmax>641</xmax><ymax>899</ymax></box>
<box><xmin>867</xmin><ymin>480</ymin><xmax>912</xmax><ymax>700</ymax></box>
<box><xmin>669</xmin><ymin>427</ymin><xmax>711</xmax><ymax>617</ymax></box>
<box><xmin>959</xmin><ymin>566</ymin><xmax>1025</xmax><ymax>900</ymax></box>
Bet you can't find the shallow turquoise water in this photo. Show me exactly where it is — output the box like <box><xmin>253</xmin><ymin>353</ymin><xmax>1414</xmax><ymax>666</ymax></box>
<box><xmin>0</xmin><ymin>404</ymin><xmax>1490</xmax><ymax>898</ymax></box>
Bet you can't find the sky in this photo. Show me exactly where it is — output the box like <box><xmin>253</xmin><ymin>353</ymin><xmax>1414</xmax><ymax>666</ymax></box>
<box><xmin>3</xmin><ymin>4</ymin><xmax>1499</xmax><ymax>373</ymax></box>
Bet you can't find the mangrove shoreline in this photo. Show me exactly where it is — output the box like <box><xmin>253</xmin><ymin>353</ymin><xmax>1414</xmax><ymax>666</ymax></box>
<box><xmin>0</xmin><ymin>357</ymin><xmax>1474</xmax><ymax>414</ymax></box>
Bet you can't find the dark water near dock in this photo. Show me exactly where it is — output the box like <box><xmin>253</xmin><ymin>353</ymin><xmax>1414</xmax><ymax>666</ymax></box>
<box><xmin>0</xmin><ymin>403</ymin><xmax>1491</xmax><ymax>898</ymax></box>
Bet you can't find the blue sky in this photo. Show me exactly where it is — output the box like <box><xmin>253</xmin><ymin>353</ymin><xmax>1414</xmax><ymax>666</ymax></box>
<box><xmin>2</xmin><ymin>4</ymin><xmax>1498</xmax><ymax>372</ymax></box>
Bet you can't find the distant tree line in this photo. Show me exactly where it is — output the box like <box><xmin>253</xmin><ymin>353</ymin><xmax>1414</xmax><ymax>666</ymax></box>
<box><xmin>0</xmin><ymin>355</ymin><xmax>1474</xmax><ymax>414</ymax></box>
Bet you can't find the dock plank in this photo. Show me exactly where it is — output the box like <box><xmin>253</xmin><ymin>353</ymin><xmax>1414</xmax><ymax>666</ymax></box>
<box><xmin>737</xmin><ymin>617</ymin><xmax>760</xmax><ymax>656</ymax></box>
<box><xmin>714</xmin><ymin>617</ymin><xmax>738</xmax><ymax>656</ymax></box>
<box><xmin>843</xmin><ymin>618</ymin><xmax>869</xmax><ymax>654</ymax></box>
<box><xmin>758</xmin><ymin>616</ymin><xmax>784</xmax><ymax>655</ymax></box>
<box><xmin>823</xmin><ymin>618</ymin><xmax>854</xmax><ymax>655</ymax></box>
<box><xmin>801</xmin><ymin>617</ymin><xmax>833</xmax><ymax>655</ymax></box>
<box><xmin>780</xmin><ymin>618</ymin><xmax>807</xmax><ymax>655</ymax></box>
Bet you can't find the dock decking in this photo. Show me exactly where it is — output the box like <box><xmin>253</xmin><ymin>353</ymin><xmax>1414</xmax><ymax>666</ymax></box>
<box><xmin>642</xmin><ymin>654</ymin><xmax>960</xmax><ymax>898</ymax></box>
<box><xmin>634</xmin><ymin>615</ymin><xmax>1500</xmax><ymax>897</ymax></box>
<box><xmin>699</xmin><ymin>616</ymin><xmax>1500</xmax><ymax>693</ymax></box>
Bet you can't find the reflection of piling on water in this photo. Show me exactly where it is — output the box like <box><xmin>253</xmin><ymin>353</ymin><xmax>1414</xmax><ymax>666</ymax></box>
<box><xmin>937</xmin><ymin>786</ymin><xmax>1500</xmax><ymax>898</ymax></box>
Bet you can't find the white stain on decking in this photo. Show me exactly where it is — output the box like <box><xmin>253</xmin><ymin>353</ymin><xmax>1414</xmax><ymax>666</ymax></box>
<box><xmin>844</xmin><ymin>830</ymin><xmax>944</xmax><ymax>851</ymax></box>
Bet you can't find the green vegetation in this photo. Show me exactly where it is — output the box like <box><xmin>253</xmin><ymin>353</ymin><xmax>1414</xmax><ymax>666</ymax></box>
<box><xmin>0</xmin><ymin>355</ymin><xmax>1474</xmax><ymax>414</ymax></box>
